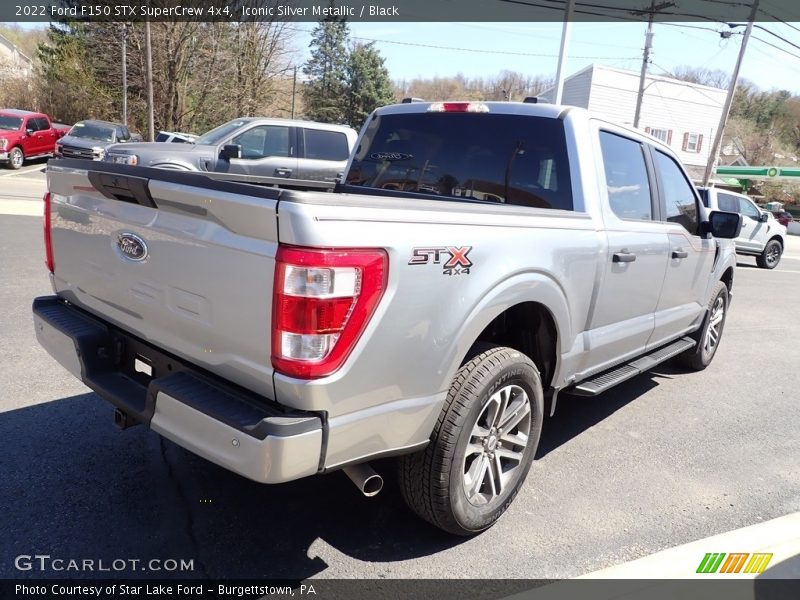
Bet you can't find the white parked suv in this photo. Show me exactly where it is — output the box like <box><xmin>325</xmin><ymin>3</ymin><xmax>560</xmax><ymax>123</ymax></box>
<box><xmin>698</xmin><ymin>187</ymin><xmax>787</xmax><ymax>269</ymax></box>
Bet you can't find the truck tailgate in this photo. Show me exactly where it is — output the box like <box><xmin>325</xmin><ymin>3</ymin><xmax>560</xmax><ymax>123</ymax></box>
<box><xmin>46</xmin><ymin>161</ymin><xmax>281</xmax><ymax>399</ymax></box>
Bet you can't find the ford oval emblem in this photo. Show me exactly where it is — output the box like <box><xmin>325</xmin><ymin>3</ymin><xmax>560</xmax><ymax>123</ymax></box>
<box><xmin>117</xmin><ymin>233</ymin><xmax>148</xmax><ymax>262</ymax></box>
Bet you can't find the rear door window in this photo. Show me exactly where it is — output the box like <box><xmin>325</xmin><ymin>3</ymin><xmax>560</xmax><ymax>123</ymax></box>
<box><xmin>346</xmin><ymin>112</ymin><xmax>573</xmax><ymax>210</ymax></box>
<box><xmin>304</xmin><ymin>129</ymin><xmax>349</xmax><ymax>161</ymax></box>
<box><xmin>599</xmin><ymin>131</ymin><xmax>653</xmax><ymax>221</ymax></box>
<box><xmin>33</xmin><ymin>117</ymin><xmax>50</xmax><ymax>131</ymax></box>
<box><xmin>716</xmin><ymin>193</ymin><xmax>740</xmax><ymax>213</ymax></box>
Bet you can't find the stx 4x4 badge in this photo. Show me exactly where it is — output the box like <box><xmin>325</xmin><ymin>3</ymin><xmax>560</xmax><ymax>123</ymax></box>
<box><xmin>409</xmin><ymin>246</ymin><xmax>473</xmax><ymax>276</ymax></box>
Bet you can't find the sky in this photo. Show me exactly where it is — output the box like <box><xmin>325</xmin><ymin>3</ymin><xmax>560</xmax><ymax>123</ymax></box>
<box><xmin>12</xmin><ymin>17</ymin><xmax>800</xmax><ymax>95</ymax></box>
<box><xmin>289</xmin><ymin>20</ymin><xmax>800</xmax><ymax>94</ymax></box>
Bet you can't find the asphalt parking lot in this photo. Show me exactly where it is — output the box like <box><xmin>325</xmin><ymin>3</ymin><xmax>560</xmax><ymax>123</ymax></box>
<box><xmin>1</xmin><ymin>174</ymin><xmax>799</xmax><ymax>580</ymax></box>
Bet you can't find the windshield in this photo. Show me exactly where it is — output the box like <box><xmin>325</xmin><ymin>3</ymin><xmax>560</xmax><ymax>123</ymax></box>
<box><xmin>68</xmin><ymin>122</ymin><xmax>115</xmax><ymax>142</ymax></box>
<box><xmin>0</xmin><ymin>116</ymin><xmax>23</xmax><ymax>131</ymax></box>
<box><xmin>346</xmin><ymin>112</ymin><xmax>573</xmax><ymax>210</ymax></box>
<box><xmin>195</xmin><ymin>119</ymin><xmax>250</xmax><ymax>146</ymax></box>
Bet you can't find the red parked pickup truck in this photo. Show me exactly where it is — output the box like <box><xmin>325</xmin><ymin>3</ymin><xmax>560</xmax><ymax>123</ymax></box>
<box><xmin>0</xmin><ymin>109</ymin><xmax>70</xmax><ymax>169</ymax></box>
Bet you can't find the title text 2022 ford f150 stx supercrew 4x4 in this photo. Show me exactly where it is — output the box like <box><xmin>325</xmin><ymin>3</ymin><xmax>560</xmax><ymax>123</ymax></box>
<box><xmin>34</xmin><ymin>101</ymin><xmax>742</xmax><ymax>535</ymax></box>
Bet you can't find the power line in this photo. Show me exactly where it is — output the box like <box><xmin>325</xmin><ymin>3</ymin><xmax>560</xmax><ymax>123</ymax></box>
<box><xmin>752</xmin><ymin>24</ymin><xmax>800</xmax><ymax>52</ymax></box>
<box><xmin>349</xmin><ymin>35</ymin><xmax>638</xmax><ymax>60</ymax></box>
<box><xmin>751</xmin><ymin>33</ymin><xmax>800</xmax><ymax>61</ymax></box>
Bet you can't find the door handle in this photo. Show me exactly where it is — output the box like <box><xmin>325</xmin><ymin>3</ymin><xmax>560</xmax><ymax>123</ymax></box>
<box><xmin>672</xmin><ymin>249</ymin><xmax>689</xmax><ymax>259</ymax></box>
<box><xmin>612</xmin><ymin>251</ymin><xmax>636</xmax><ymax>263</ymax></box>
<box><xmin>275</xmin><ymin>168</ymin><xmax>292</xmax><ymax>177</ymax></box>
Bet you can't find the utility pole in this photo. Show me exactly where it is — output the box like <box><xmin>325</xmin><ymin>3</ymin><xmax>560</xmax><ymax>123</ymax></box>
<box><xmin>145</xmin><ymin>20</ymin><xmax>154</xmax><ymax>141</ymax></box>
<box><xmin>633</xmin><ymin>1</ymin><xmax>674</xmax><ymax>129</ymax></box>
<box><xmin>121</xmin><ymin>23</ymin><xmax>128</xmax><ymax>126</ymax></box>
<box><xmin>291</xmin><ymin>66</ymin><xmax>297</xmax><ymax>119</ymax></box>
<box><xmin>553</xmin><ymin>0</ymin><xmax>575</xmax><ymax>104</ymax></box>
<box><xmin>702</xmin><ymin>0</ymin><xmax>761</xmax><ymax>187</ymax></box>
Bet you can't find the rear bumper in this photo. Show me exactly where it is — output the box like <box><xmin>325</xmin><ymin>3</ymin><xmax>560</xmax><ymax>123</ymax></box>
<box><xmin>32</xmin><ymin>296</ymin><xmax>323</xmax><ymax>483</ymax></box>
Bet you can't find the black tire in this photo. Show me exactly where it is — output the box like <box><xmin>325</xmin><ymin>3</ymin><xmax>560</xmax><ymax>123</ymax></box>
<box><xmin>7</xmin><ymin>147</ymin><xmax>23</xmax><ymax>170</ymax></box>
<box><xmin>677</xmin><ymin>281</ymin><xmax>729</xmax><ymax>371</ymax></box>
<box><xmin>756</xmin><ymin>239</ymin><xmax>782</xmax><ymax>269</ymax></box>
<box><xmin>398</xmin><ymin>345</ymin><xmax>544</xmax><ymax>535</ymax></box>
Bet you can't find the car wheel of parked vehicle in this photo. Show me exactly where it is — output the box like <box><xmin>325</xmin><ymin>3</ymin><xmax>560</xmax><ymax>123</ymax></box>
<box><xmin>677</xmin><ymin>281</ymin><xmax>728</xmax><ymax>371</ymax></box>
<box><xmin>398</xmin><ymin>345</ymin><xmax>543</xmax><ymax>535</ymax></box>
<box><xmin>8</xmin><ymin>147</ymin><xmax>23</xmax><ymax>170</ymax></box>
<box><xmin>756</xmin><ymin>239</ymin><xmax>782</xmax><ymax>269</ymax></box>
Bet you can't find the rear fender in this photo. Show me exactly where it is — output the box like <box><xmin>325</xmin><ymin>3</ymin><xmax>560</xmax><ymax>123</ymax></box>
<box><xmin>443</xmin><ymin>271</ymin><xmax>571</xmax><ymax>390</ymax></box>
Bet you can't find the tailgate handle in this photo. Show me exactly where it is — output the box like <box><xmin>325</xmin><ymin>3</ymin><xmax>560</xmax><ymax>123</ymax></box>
<box><xmin>88</xmin><ymin>171</ymin><xmax>157</xmax><ymax>209</ymax></box>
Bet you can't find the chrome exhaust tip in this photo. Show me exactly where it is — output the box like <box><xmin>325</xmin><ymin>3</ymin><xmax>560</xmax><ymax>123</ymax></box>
<box><xmin>342</xmin><ymin>463</ymin><xmax>383</xmax><ymax>497</ymax></box>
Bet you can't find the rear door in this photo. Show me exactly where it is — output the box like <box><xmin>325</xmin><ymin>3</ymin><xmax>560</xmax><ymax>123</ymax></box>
<box><xmin>733</xmin><ymin>194</ymin><xmax>769</xmax><ymax>251</ymax></box>
<box><xmin>223</xmin><ymin>123</ymin><xmax>298</xmax><ymax>179</ymax></box>
<box><xmin>46</xmin><ymin>163</ymin><xmax>282</xmax><ymax>398</ymax></box>
<box><xmin>295</xmin><ymin>127</ymin><xmax>352</xmax><ymax>183</ymax></box>
<box><xmin>650</xmin><ymin>149</ymin><xmax>715</xmax><ymax>347</ymax></box>
<box><xmin>29</xmin><ymin>117</ymin><xmax>54</xmax><ymax>155</ymax></box>
<box><xmin>585</xmin><ymin>129</ymin><xmax>669</xmax><ymax>370</ymax></box>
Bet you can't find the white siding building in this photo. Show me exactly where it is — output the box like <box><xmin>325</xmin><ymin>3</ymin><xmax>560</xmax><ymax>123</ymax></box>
<box><xmin>542</xmin><ymin>64</ymin><xmax>726</xmax><ymax>179</ymax></box>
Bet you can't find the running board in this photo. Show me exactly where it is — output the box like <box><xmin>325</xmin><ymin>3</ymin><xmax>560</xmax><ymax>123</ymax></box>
<box><xmin>567</xmin><ymin>337</ymin><xmax>697</xmax><ymax>397</ymax></box>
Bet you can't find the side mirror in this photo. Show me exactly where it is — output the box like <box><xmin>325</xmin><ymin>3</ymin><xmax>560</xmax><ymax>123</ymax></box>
<box><xmin>758</xmin><ymin>212</ymin><xmax>769</xmax><ymax>223</ymax></box>
<box><xmin>25</xmin><ymin>128</ymin><xmax>34</xmax><ymax>135</ymax></box>
<box><xmin>220</xmin><ymin>144</ymin><xmax>242</xmax><ymax>161</ymax></box>
<box><xmin>703</xmin><ymin>210</ymin><xmax>743</xmax><ymax>239</ymax></box>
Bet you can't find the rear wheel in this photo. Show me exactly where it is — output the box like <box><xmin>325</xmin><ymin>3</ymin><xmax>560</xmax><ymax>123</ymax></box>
<box><xmin>756</xmin><ymin>239</ymin><xmax>782</xmax><ymax>269</ymax></box>
<box><xmin>7</xmin><ymin>147</ymin><xmax>23</xmax><ymax>170</ymax></box>
<box><xmin>399</xmin><ymin>345</ymin><xmax>543</xmax><ymax>535</ymax></box>
<box><xmin>677</xmin><ymin>281</ymin><xmax>728</xmax><ymax>371</ymax></box>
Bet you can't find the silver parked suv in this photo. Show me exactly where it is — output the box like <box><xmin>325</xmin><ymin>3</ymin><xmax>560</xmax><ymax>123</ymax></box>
<box><xmin>698</xmin><ymin>187</ymin><xmax>787</xmax><ymax>269</ymax></box>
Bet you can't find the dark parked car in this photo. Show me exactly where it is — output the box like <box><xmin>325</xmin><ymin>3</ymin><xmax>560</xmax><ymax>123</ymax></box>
<box><xmin>155</xmin><ymin>131</ymin><xmax>197</xmax><ymax>143</ymax></box>
<box><xmin>55</xmin><ymin>120</ymin><xmax>141</xmax><ymax>161</ymax></box>
<box><xmin>771</xmin><ymin>210</ymin><xmax>794</xmax><ymax>227</ymax></box>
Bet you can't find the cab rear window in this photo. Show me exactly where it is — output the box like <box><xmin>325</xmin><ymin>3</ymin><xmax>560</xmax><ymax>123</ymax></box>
<box><xmin>346</xmin><ymin>112</ymin><xmax>573</xmax><ymax>211</ymax></box>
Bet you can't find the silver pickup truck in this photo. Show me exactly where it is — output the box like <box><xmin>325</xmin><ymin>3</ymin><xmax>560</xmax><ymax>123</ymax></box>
<box><xmin>34</xmin><ymin>101</ymin><xmax>742</xmax><ymax>535</ymax></box>
<box><xmin>103</xmin><ymin>117</ymin><xmax>357</xmax><ymax>188</ymax></box>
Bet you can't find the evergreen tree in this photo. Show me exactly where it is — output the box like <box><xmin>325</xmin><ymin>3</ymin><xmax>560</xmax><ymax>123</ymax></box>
<box><xmin>343</xmin><ymin>42</ymin><xmax>395</xmax><ymax>129</ymax></box>
<box><xmin>302</xmin><ymin>17</ymin><xmax>349</xmax><ymax>123</ymax></box>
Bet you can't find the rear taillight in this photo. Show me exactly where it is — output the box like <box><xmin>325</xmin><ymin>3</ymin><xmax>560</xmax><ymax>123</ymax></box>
<box><xmin>272</xmin><ymin>246</ymin><xmax>388</xmax><ymax>379</ymax></box>
<box><xmin>43</xmin><ymin>192</ymin><xmax>54</xmax><ymax>273</ymax></box>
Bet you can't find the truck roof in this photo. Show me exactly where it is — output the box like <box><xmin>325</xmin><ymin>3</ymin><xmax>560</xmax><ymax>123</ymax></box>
<box><xmin>75</xmin><ymin>119</ymin><xmax>126</xmax><ymax>128</ymax></box>
<box><xmin>375</xmin><ymin>100</ymin><xmax>568</xmax><ymax>120</ymax></box>
<box><xmin>374</xmin><ymin>100</ymin><xmax>674</xmax><ymax>154</ymax></box>
<box><xmin>223</xmin><ymin>116</ymin><xmax>356</xmax><ymax>134</ymax></box>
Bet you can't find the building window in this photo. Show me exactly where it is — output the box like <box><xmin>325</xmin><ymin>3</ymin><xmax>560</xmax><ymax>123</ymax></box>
<box><xmin>683</xmin><ymin>132</ymin><xmax>704</xmax><ymax>153</ymax></box>
<box><xmin>645</xmin><ymin>127</ymin><xmax>672</xmax><ymax>145</ymax></box>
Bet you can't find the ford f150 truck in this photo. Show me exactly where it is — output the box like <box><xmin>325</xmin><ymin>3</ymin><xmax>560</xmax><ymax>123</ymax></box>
<box><xmin>34</xmin><ymin>101</ymin><xmax>742</xmax><ymax>535</ymax></box>
<box><xmin>0</xmin><ymin>109</ymin><xmax>70</xmax><ymax>169</ymax></box>
<box><xmin>54</xmin><ymin>119</ymin><xmax>142</xmax><ymax>161</ymax></box>
<box><xmin>698</xmin><ymin>186</ymin><xmax>787</xmax><ymax>269</ymax></box>
<box><xmin>103</xmin><ymin>117</ymin><xmax>357</xmax><ymax>188</ymax></box>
